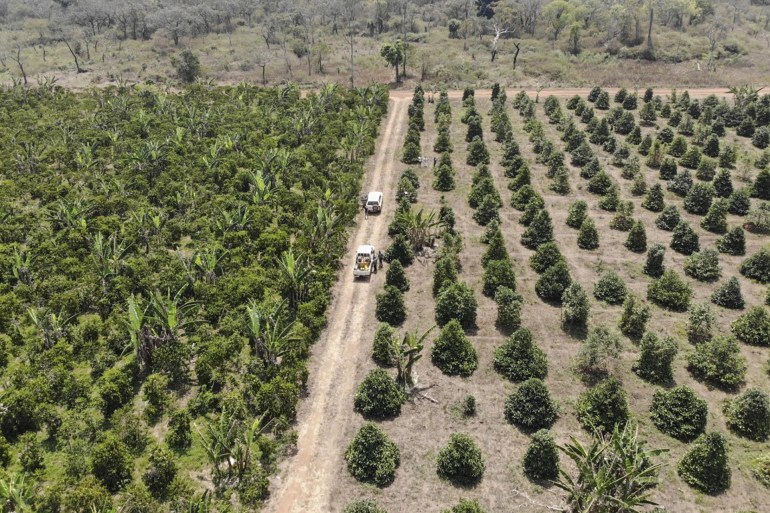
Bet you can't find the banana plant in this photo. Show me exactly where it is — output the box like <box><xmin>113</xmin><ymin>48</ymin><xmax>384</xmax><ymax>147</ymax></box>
<box><xmin>27</xmin><ymin>307</ymin><xmax>74</xmax><ymax>350</ymax></box>
<box><xmin>90</xmin><ymin>232</ymin><xmax>132</xmax><ymax>294</ymax></box>
<box><xmin>278</xmin><ymin>248</ymin><xmax>315</xmax><ymax>311</ymax></box>
<box><xmin>147</xmin><ymin>286</ymin><xmax>201</xmax><ymax>344</ymax></box>
<box><xmin>0</xmin><ymin>472</ymin><xmax>33</xmax><ymax>513</ymax></box>
<box><xmin>215</xmin><ymin>204</ymin><xmax>252</xmax><ymax>236</ymax></box>
<box><xmin>11</xmin><ymin>246</ymin><xmax>33</xmax><ymax>286</ymax></box>
<box><xmin>45</xmin><ymin>197</ymin><xmax>92</xmax><ymax>231</ymax></box>
<box><xmin>395</xmin><ymin>327</ymin><xmax>435</xmax><ymax>390</ymax></box>
<box><xmin>249</xmin><ymin>169</ymin><xmax>275</xmax><ymax>206</ymax></box>
<box><xmin>245</xmin><ymin>300</ymin><xmax>301</xmax><ymax>367</ymax></box>
<box><xmin>123</xmin><ymin>294</ymin><xmax>147</xmax><ymax>366</ymax></box>
<box><xmin>13</xmin><ymin>140</ymin><xmax>47</xmax><ymax>174</ymax></box>
<box><xmin>190</xmin><ymin>245</ymin><xmax>226</xmax><ymax>284</ymax></box>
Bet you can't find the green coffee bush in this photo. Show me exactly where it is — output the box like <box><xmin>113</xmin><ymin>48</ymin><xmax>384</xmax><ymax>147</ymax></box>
<box><xmin>678</xmin><ymin>432</ymin><xmax>731</xmax><ymax>494</ymax></box>
<box><xmin>687</xmin><ymin>335</ymin><xmax>747</xmax><ymax>389</ymax></box>
<box><xmin>724</xmin><ymin>388</ymin><xmax>770</xmax><ymax>441</ymax></box>
<box><xmin>493</xmin><ymin>328</ymin><xmax>548</xmax><ymax>382</ymax></box>
<box><xmin>436</xmin><ymin>433</ymin><xmax>485</xmax><ymax>486</ymax></box>
<box><xmin>523</xmin><ymin>429</ymin><xmax>559</xmax><ymax>481</ymax></box>
<box><xmin>504</xmin><ymin>378</ymin><xmax>558</xmax><ymax>431</ymax></box>
<box><xmin>576</xmin><ymin>378</ymin><xmax>629</xmax><ymax>433</ymax></box>
<box><xmin>354</xmin><ymin>369</ymin><xmax>406</xmax><ymax>419</ymax></box>
<box><xmin>633</xmin><ymin>332</ymin><xmax>678</xmax><ymax>384</ymax></box>
<box><xmin>711</xmin><ymin>277</ymin><xmax>744</xmax><ymax>309</ymax></box>
<box><xmin>731</xmin><ymin>306</ymin><xmax>770</xmax><ymax>346</ymax></box>
<box><xmin>345</xmin><ymin>423</ymin><xmax>400</xmax><ymax>486</ymax></box>
<box><xmin>431</xmin><ymin>319</ymin><xmax>478</xmax><ymax>377</ymax></box>
<box><xmin>650</xmin><ymin>386</ymin><xmax>707</xmax><ymax>441</ymax></box>
<box><xmin>593</xmin><ymin>271</ymin><xmax>627</xmax><ymax>305</ymax></box>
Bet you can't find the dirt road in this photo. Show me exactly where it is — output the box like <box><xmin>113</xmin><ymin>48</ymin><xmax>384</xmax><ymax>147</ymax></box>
<box><xmin>267</xmin><ymin>96</ymin><xmax>409</xmax><ymax>513</ymax></box>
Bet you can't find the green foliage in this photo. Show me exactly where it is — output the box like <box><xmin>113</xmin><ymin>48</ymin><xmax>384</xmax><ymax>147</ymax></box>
<box><xmin>432</xmin><ymin>320</ymin><xmax>478</xmax><ymax>377</ymax></box>
<box><xmin>435</xmin><ymin>282</ymin><xmax>477</xmax><ymax>329</ymax></box>
<box><xmin>678</xmin><ymin>433</ymin><xmax>731</xmax><ymax>494</ymax></box>
<box><xmin>670</xmin><ymin>221</ymin><xmax>700</xmax><ymax>255</ymax></box>
<box><xmin>18</xmin><ymin>432</ymin><xmax>44</xmax><ymax>472</ymax></box>
<box><xmin>504</xmin><ymin>378</ymin><xmax>558</xmax><ymax>431</ymax></box>
<box><xmin>625</xmin><ymin>221</ymin><xmax>647</xmax><ymax>253</ymax></box>
<box><xmin>593</xmin><ymin>271</ymin><xmax>627</xmax><ymax>305</ymax></box>
<box><xmin>619</xmin><ymin>295</ymin><xmax>651</xmax><ymax>339</ymax></box>
<box><xmin>732</xmin><ymin>306</ymin><xmax>770</xmax><ymax>346</ymax></box>
<box><xmin>684</xmin><ymin>249</ymin><xmax>722</xmax><ymax>282</ymax></box>
<box><xmin>143</xmin><ymin>445</ymin><xmax>177</xmax><ymax>499</ymax></box>
<box><xmin>701</xmin><ymin>198</ymin><xmax>729</xmax><ymax>233</ymax></box>
<box><xmin>644</xmin><ymin>244</ymin><xmax>666</xmax><ymax>278</ymax></box>
<box><xmin>385</xmin><ymin>259</ymin><xmax>409</xmax><ymax>292</ymax></box>
<box><xmin>740</xmin><ymin>248</ymin><xmax>770</xmax><ymax>283</ymax></box>
<box><xmin>521</xmin><ymin>210</ymin><xmax>554</xmax><ymax>249</ymax></box>
<box><xmin>648</xmin><ymin>270</ymin><xmax>692</xmax><ymax>311</ymax></box>
<box><xmin>482</xmin><ymin>230</ymin><xmax>507</xmax><ymax>266</ymax></box>
<box><xmin>576</xmin><ymin>378</ymin><xmax>629</xmax><ymax>433</ymax></box>
<box><xmin>523</xmin><ymin>429</ymin><xmax>559</xmax><ymax>481</ymax></box>
<box><xmin>345</xmin><ymin>423</ymin><xmax>400</xmax><ymax>487</ymax></box>
<box><xmin>376</xmin><ymin>286</ymin><xmax>407</xmax><ymax>326</ymax></box>
<box><xmin>442</xmin><ymin>499</ymin><xmax>486</xmax><ymax>513</ymax></box>
<box><xmin>436</xmin><ymin>433</ymin><xmax>485</xmax><ymax>486</ymax></box>
<box><xmin>561</xmin><ymin>282</ymin><xmax>590</xmax><ymax>327</ymax></box>
<box><xmin>577</xmin><ymin>218</ymin><xmax>599</xmax><ymax>250</ymax></box>
<box><xmin>688</xmin><ymin>335</ymin><xmax>747</xmax><ymax>389</ymax></box>
<box><xmin>92</xmin><ymin>435</ymin><xmax>134</xmax><ymax>492</ymax></box>
<box><xmin>354</xmin><ymin>368</ymin><xmax>406</xmax><ymax>419</ymax></box>
<box><xmin>536</xmin><ymin>261</ymin><xmax>572</xmax><ymax>302</ymax></box>
<box><xmin>372</xmin><ymin>323</ymin><xmax>398</xmax><ymax>367</ymax></box>
<box><xmin>385</xmin><ymin>234</ymin><xmax>415</xmax><ymax>267</ymax></box>
<box><xmin>633</xmin><ymin>332</ymin><xmax>678</xmax><ymax>384</ymax></box>
<box><xmin>650</xmin><ymin>386</ymin><xmax>708</xmax><ymax>441</ymax></box>
<box><xmin>683</xmin><ymin>183</ymin><xmax>715</xmax><ymax>215</ymax></box>
<box><xmin>142</xmin><ymin>372</ymin><xmax>171</xmax><ymax>422</ymax></box>
<box><xmin>466</xmin><ymin>137</ymin><xmax>490</xmax><ymax>166</ymax></box>
<box><xmin>724</xmin><ymin>388</ymin><xmax>770</xmax><ymax>441</ymax></box>
<box><xmin>493</xmin><ymin>328</ymin><xmax>548</xmax><ymax>382</ymax></box>
<box><xmin>345</xmin><ymin>500</ymin><xmax>388</xmax><ymax>513</ymax></box>
<box><xmin>166</xmin><ymin>409</ymin><xmax>192</xmax><ymax>450</ymax></box>
<box><xmin>172</xmin><ymin>49</ymin><xmax>201</xmax><ymax>83</ymax></box>
<box><xmin>729</xmin><ymin>188</ymin><xmax>752</xmax><ymax>215</ymax></box>
<box><xmin>566</xmin><ymin>200</ymin><xmax>588</xmax><ymax>228</ymax></box>
<box><xmin>575</xmin><ymin>324</ymin><xmax>622</xmax><ymax>378</ymax></box>
<box><xmin>494</xmin><ymin>287</ymin><xmax>523</xmax><ymax>330</ymax></box>
<box><xmin>680</xmin><ymin>146</ymin><xmax>703</xmax><ymax>170</ymax></box>
<box><xmin>482</xmin><ymin>258</ymin><xmax>516</xmax><ymax>297</ymax></box>
<box><xmin>587</xmin><ymin>170</ymin><xmax>613</xmax><ymax>195</ymax></box>
<box><xmin>433</xmin><ymin>256</ymin><xmax>458</xmax><ymax>296</ymax></box>
<box><xmin>530</xmin><ymin>242</ymin><xmax>564</xmax><ymax>274</ymax></box>
<box><xmin>642</xmin><ymin>184</ymin><xmax>665</xmax><ymax>212</ymax></box>
<box><xmin>710</xmin><ymin>277</ymin><xmax>744</xmax><ymax>309</ymax></box>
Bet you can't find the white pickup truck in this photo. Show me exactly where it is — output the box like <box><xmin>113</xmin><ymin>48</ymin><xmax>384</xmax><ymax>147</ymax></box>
<box><xmin>364</xmin><ymin>191</ymin><xmax>383</xmax><ymax>213</ymax></box>
<box><xmin>353</xmin><ymin>244</ymin><xmax>379</xmax><ymax>278</ymax></box>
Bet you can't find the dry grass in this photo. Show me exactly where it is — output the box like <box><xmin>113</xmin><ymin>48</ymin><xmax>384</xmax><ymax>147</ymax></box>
<box><xmin>330</xmin><ymin>93</ymin><xmax>770</xmax><ymax>513</ymax></box>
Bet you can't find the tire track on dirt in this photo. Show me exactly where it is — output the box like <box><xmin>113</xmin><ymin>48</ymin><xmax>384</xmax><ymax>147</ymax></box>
<box><xmin>268</xmin><ymin>96</ymin><xmax>409</xmax><ymax>513</ymax></box>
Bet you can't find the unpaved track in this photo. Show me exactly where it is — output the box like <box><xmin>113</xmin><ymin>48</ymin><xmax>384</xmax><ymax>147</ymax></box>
<box><xmin>268</xmin><ymin>96</ymin><xmax>409</xmax><ymax>513</ymax></box>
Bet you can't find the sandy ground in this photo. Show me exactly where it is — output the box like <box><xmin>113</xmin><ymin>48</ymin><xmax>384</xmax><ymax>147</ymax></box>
<box><xmin>268</xmin><ymin>89</ymin><xmax>770</xmax><ymax>513</ymax></box>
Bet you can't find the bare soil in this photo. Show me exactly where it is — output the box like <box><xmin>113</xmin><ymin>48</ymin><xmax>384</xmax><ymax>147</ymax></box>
<box><xmin>270</xmin><ymin>90</ymin><xmax>770</xmax><ymax>513</ymax></box>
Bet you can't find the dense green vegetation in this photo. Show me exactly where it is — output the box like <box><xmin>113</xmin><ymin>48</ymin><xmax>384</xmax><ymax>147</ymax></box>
<box><xmin>0</xmin><ymin>81</ymin><xmax>387</xmax><ymax>510</ymax></box>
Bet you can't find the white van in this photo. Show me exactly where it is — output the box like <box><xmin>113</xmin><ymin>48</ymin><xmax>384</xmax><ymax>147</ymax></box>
<box><xmin>365</xmin><ymin>191</ymin><xmax>383</xmax><ymax>213</ymax></box>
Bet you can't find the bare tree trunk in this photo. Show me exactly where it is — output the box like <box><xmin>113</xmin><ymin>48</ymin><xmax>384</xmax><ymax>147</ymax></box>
<box><xmin>647</xmin><ymin>7</ymin><xmax>654</xmax><ymax>50</ymax></box>
<box><xmin>512</xmin><ymin>42</ymin><xmax>520</xmax><ymax>70</ymax></box>
<box><xmin>260</xmin><ymin>64</ymin><xmax>266</xmax><ymax>85</ymax></box>
<box><xmin>61</xmin><ymin>38</ymin><xmax>85</xmax><ymax>73</ymax></box>
<box><xmin>12</xmin><ymin>46</ymin><xmax>27</xmax><ymax>85</ymax></box>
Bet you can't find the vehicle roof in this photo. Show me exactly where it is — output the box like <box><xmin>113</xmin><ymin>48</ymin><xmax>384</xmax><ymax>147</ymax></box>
<box><xmin>356</xmin><ymin>244</ymin><xmax>374</xmax><ymax>253</ymax></box>
<box><xmin>367</xmin><ymin>191</ymin><xmax>383</xmax><ymax>201</ymax></box>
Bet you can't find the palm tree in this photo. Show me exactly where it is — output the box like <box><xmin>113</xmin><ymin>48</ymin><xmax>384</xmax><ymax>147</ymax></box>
<box><xmin>555</xmin><ymin>422</ymin><xmax>665</xmax><ymax>513</ymax></box>
<box><xmin>278</xmin><ymin>249</ymin><xmax>315</xmax><ymax>311</ymax></box>
<box><xmin>245</xmin><ymin>301</ymin><xmax>301</xmax><ymax>367</ymax></box>
<box><xmin>396</xmin><ymin>209</ymin><xmax>441</xmax><ymax>252</ymax></box>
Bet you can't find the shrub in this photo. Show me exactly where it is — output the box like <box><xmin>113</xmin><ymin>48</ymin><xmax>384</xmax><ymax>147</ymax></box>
<box><xmin>92</xmin><ymin>435</ymin><xmax>133</xmax><ymax>492</ymax></box>
<box><xmin>561</xmin><ymin>282</ymin><xmax>590</xmax><ymax>327</ymax></box>
<box><xmin>741</xmin><ymin>248</ymin><xmax>770</xmax><ymax>283</ymax></box>
<box><xmin>580</xmin><ymin>157</ymin><xmax>602</xmax><ymax>179</ymax></box>
<box><xmin>482</xmin><ymin>259</ymin><xmax>516</xmax><ymax>298</ymax></box>
<box><xmin>669</xmin><ymin>135</ymin><xmax>688</xmax><ymax>157</ymax></box>
<box><xmin>435</xmin><ymin>282</ymin><xmax>477</xmax><ymax>329</ymax></box>
<box><xmin>644</xmin><ymin>244</ymin><xmax>666</xmax><ymax>278</ymax></box>
<box><xmin>650</xmin><ymin>386</ymin><xmax>708</xmax><ymax>441</ymax></box>
<box><xmin>432</xmin><ymin>320</ymin><xmax>478</xmax><ymax>377</ymax></box>
<box><xmin>670</xmin><ymin>222</ymin><xmax>700</xmax><ymax>255</ymax></box>
<box><xmin>99</xmin><ymin>365</ymin><xmax>135</xmax><ymax>416</ymax></box>
<box><xmin>642</xmin><ymin>184</ymin><xmax>665</xmax><ymax>212</ymax></box>
<box><xmin>18</xmin><ymin>432</ymin><xmax>44</xmax><ymax>472</ymax></box>
<box><xmin>684</xmin><ymin>183</ymin><xmax>714</xmax><ymax>215</ymax></box>
<box><xmin>618</xmin><ymin>295</ymin><xmax>651</xmax><ymax>339</ymax></box>
<box><xmin>587</xmin><ymin>170</ymin><xmax>613</xmax><ymax>195</ymax></box>
<box><xmin>434</xmin><ymin>163</ymin><xmax>455</xmax><ymax>191</ymax></box>
<box><xmin>647</xmin><ymin>270</ymin><xmax>692</xmax><ymax>311</ymax></box>
<box><xmin>433</xmin><ymin>256</ymin><xmax>458</xmax><ymax>296</ymax></box>
<box><xmin>684</xmin><ymin>249</ymin><xmax>721</xmax><ymax>282</ymax></box>
<box><xmin>660</xmin><ymin>157</ymin><xmax>678</xmax><ymax>180</ymax></box>
<box><xmin>732</xmin><ymin>306</ymin><xmax>770</xmax><ymax>346</ymax></box>
<box><xmin>754</xmin><ymin>127</ymin><xmax>770</xmax><ymax>149</ymax></box>
<box><xmin>493</xmin><ymin>327</ymin><xmax>548</xmax><ymax>382</ymax></box>
<box><xmin>593</xmin><ymin>271</ymin><xmax>627</xmax><ymax>305</ymax></box>
<box><xmin>599</xmin><ymin>185</ymin><xmax>620</xmax><ymax>211</ymax></box>
<box><xmin>678</xmin><ymin>432</ymin><xmax>731</xmax><ymax>494</ymax></box>
<box><xmin>577</xmin><ymin>218</ymin><xmax>599</xmax><ymax>250</ymax></box>
<box><xmin>729</xmin><ymin>188</ymin><xmax>751</xmax><ymax>215</ymax></box>
<box><xmin>436</xmin><ymin>433</ymin><xmax>485</xmax><ymax>486</ymax></box>
<box><xmin>142</xmin><ymin>373</ymin><xmax>170</xmax><ymax>422</ymax></box>
<box><xmin>345</xmin><ymin>423</ymin><xmax>400</xmax><ymax>486</ymax></box>
<box><xmin>566</xmin><ymin>200</ymin><xmax>588</xmax><ymax>228</ymax></box>
<box><xmin>575</xmin><ymin>325</ymin><xmax>622</xmax><ymax>378</ymax></box>
<box><xmin>535</xmin><ymin>261</ymin><xmax>572</xmax><ymax>302</ymax></box>
<box><xmin>714</xmin><ymin>168</ymin><xmax>734</xmax><ymax>198</ymax></box>
<box><xmin>504</xmin><ymin>378</ymin><xmax>558</xmax><ymax>431</ymax></box>
<box><xmin>173</xmin><ymin>49</ymin><xmax>201</xmax><ymax>83</ymax></box>
<box><xmin>521</xmin><ymin>210</ymin><xmax>554</xmax><ymax>249</ymax></box>
<box><xmin>576</xmin><ymin>378</ymin><xmax>629</xmax><ymax>433</ymax></box>
<box><xmin>753</xmin><ymin>453</ymin><xmax>770</xmax><ymax>489</ymax></box>
<box><xmin>143</xmin><ymin>445</ymin><xmax>177</xmax><ymax>499</ymax></box>
<box><xmin>696</xmin><ymin>157</ymin><xmax>717</xmax><ymax>181</ymax></box>
<box><xmin>495</xmin><ymin>287</ymin><xmax>523</xmax><ymax>330</ymax></box>
<box><xmin>376</xmin><ymin>286</ymin><xmax>406</xmax><ymax>326</ymax></box>
<box><xmin>687</xmin><ymin>335</ymin><xmax>747</xmax><ymax>388</ymax></box>
<box><xmin>354</xmin><ymin>369</ymin><xmax>405</xmax><ymax>419</ymax></box>
<box><xmin>624</xmin><ymin>221</ymin><xmax>647</xmax><ymax>253</ymax></box>
<box><xmin>687</xmin><ymin>302</ymin><xmax>715</xmax><ymax>345</ymax></box>
<box><xmin>633</xmin><ymin>332</ymin><xmax>678</xmax><ymax>384</ymax></box>
<box><xmin>610</xmin><ymin>201</ymin><xmax>635</xmax><ymax>231</ymax></box>
<box><xmin>668</xmin><ymin>170</ymin><xmax>692</xmax><ymax>196</ymax></box>
<box><xmin>655</xmin><ymin>205</ymin><xmax>680</xmax><ymax>231</ymax></box>
<box><xmin>523</xmin><ymin>430</ymin><xmax>559</xmax><ymax>481</ymax></box>
<box><xmin>700</xmin><ymin>199</ymin><xmax>728</xmax><ymax>234</ymax></box>
<box><xmin>520</xmin><ymin>195</ymin><xmax>545</xmax><ymax>226</ymax></box>
<box><xmin>466</xmin><ymin>137</ymin><xmax>490</xmax><ymax>166</ymax></box>
<box><xmin>166</xmin><ymin>409</ymin><xmax>192</xmax><ymax>450</ymax></box>
<box><xmin>384</xmin><ymin>234</ymin><xmax>414</xmax><ymax>266</ymax></box>
<box><xmin>385</xmin><ymin>260</ymin><xmax>409</xmax><ymax>292</ymax></box>
<box><xmin>345</xmin><ymin>500</ymin><xmax>387</xmax><ymax>513</ymax></box>
<box><xmin>631</xmin><ymin>173</ymin><xmax>647</xmax><ymax>196</ymax></box>
<box><xmin>530</xmin><ymin>242</ymin><xmax>564</xmax><ymax>274</ymax></box>
<box><xmin>442</xmin><ymin>499</ymin><xmax>486</xmax><ymax>513</ymax></box>
<box><xmin>679</xmin><ymin>146</ymin><xmax>702</xmax><ymax>170</ymax></box>
<box><xmin>724</xmin><ymin>389</ymin><xmax>770</xmax><ymax>441</ymax></box>
<box><xmin>372</xmin><ymin>324</ymin><xmax>398</xmax><ymax>367</ymax></box>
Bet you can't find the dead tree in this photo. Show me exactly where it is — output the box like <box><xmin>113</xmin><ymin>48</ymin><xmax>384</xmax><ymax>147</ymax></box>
<box><xmin>512</xmin><ymin>41</ymin><xmax>521</xmax><ymax>69</ymax></box>
<box><xmin>490</xmin><ymin>22</ymin><xmax>509</xmax><ymax>62</ymax></box>
<box><xmin>11</xmin><ymin>45</ymin><xmax>28</xmax><ymax>85</ymax></box>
